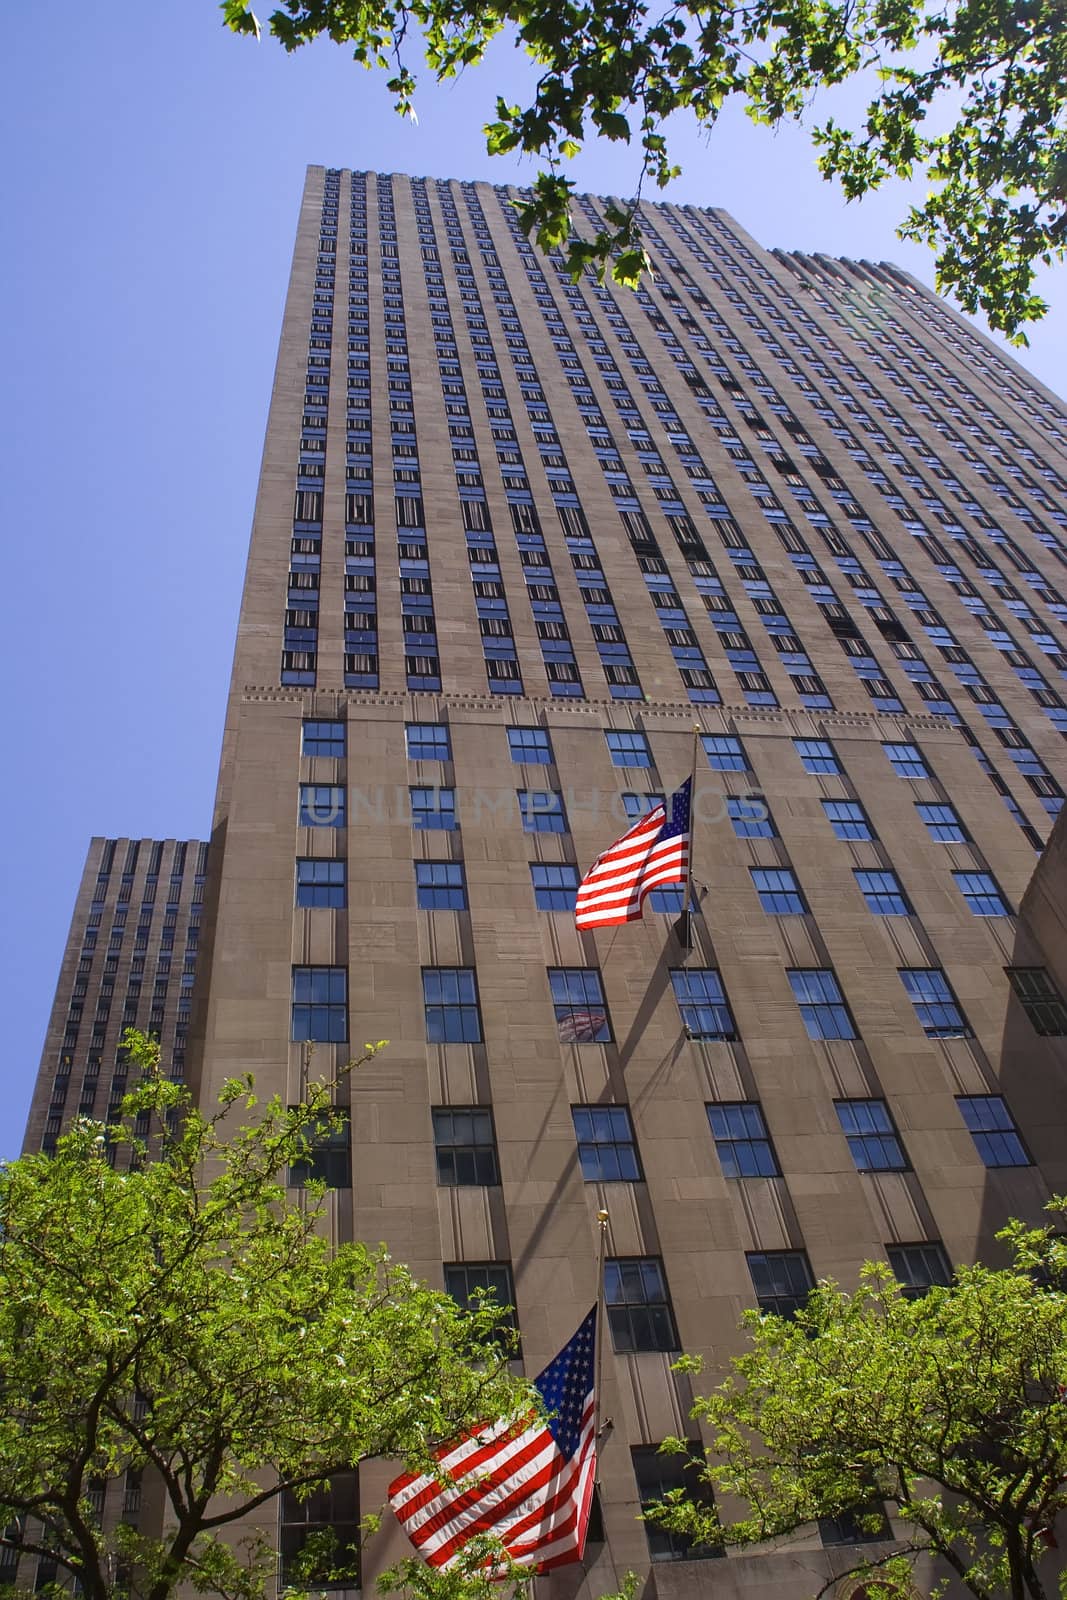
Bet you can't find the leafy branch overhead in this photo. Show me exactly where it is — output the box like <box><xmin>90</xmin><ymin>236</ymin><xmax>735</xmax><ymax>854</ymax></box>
<box><xmin>222</xmin><ymin>0</ymin><xmax>1065</xmax><ymax>338</ymax></box>
<box><xmin>648</xmin><ymin>1207</ymin><xmax>1067</xmax><ymax>1600</ymax></box>
<box><xmin>0</xmin><ymin>1032</ymin><xmax>529</xmax><ymax>1600</ymax></box>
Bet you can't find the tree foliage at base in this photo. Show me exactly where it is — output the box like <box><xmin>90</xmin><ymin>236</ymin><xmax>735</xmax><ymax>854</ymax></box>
<box><xmin>0</xmin><ymin>1033</ymin><xmax>529</xmax><ymax>1600</ymax></box>
<box><xmin>221</xmin><ymin>0</ymin><xmax>1065</xmax><ymax>339</ymax></box>
<box><xmin>650</xmin><ymin>1207</ymin><xmax>1067</xmax><ymax>1600</ymax></box>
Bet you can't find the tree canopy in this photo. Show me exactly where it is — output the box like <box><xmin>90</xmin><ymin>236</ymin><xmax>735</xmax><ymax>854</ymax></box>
<box><xmin>649</xmin><ymin>1207</ymin><xmax>1067</xmax><ymax>1600</ymax></box>
<box><xmin>0</xmin><ymin>1033</ymin><xmax>528</xmax><ymax>1600</ymax></box>
<box><xmin>221</xmin><ymin>0</ymin><xmax>1065</xmax><ymax>339</ymax></box>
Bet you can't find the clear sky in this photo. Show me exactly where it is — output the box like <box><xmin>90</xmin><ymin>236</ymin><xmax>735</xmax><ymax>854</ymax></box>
<box><xmin>2</xmin><ymin>2</ymin><xmax>1063</xmax><ymax>1159</ymax></box>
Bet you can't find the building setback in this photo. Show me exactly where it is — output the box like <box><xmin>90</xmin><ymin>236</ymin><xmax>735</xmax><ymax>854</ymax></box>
<box><xmin>24</xmin><ymin>167</ymin><xmax>1067</xmax><ymax>1597</ymax></box>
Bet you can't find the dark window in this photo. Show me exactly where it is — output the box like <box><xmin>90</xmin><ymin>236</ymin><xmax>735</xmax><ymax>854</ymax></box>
<box><xmin>823</xmin><ymin>799</ymin><xmax>874</xmax><ymax>840</ymax></box>
<box><xmin>818</xmin><ymin>1501</ymin><xmax>891</xmax><ymax>1548</ymax></box>
<box><xmin>518</xmin><ymin>790</ymin><xmax>567</xmax><ymax>832</ymax></box>
<box><xmin>423</xmin><ymin>967</ymin><xmax>482</xmax><ymax>1042</ymax></box>
<box><xmin>415</xmin><ymin>861</ymin><xmax>467</xmax><ymax>910</ymax></box>
<box><xmin>432</xmin><ymin>1108</ymin><xmax>499</xmax><ymax>1185</ymax></box>
<box><xmin>899</xmin><ymin>969</ymin><xmax>970</xmax><ymax>1037</ymax></box>
<box><xmin>406</xmin><ymin>723</ymin><xmax>451</xmax><ymax>761</ymax></box>
<box><xmin>726</xmin><ymin>795</ymin><xmax>775</xmax><ymax>837</ymax></box>
<box><xmin>746</xmin><ymin>1249</ymin><xmax>814</xmax><ymax>1317</ymax></box>
<box><xmin>295</xmin><ymin>859</ymin><xmax>346</xmax><ymax>908</ymax></box>
<box><xmin>531</xmin><ymin>863</ymin><xmax>579</xmax><ymax>911</ymax></box>
<box><xmin>443</xmin><ymin>1262</ymin><xmax>517</xmax><ymax>1333</ymax></box>
<box><xmin>605</xmin><ymin>730</ymin><xmax>653</xmax><ymax>767</ymax></box>
<box><xmin>302</xmin><ymin>720</ymin><xmax>346</xmax><ymax>758</ymax></box>
<box><xmin>1005</xmin><ymin>968</ymin><xmax>1067</xmax><ymax>1035</ymax></box>
<box><xmin>572</xmin><ymin>1105</ymin><xmax>641</xmax><ymax>1181</ymax></box>
<box><xmin>883</xmin><ymin>742</ymin><xmax>929</xmax><ymax>778</ymax></box>
<box><xmin>835</xmin><ymin>1099</ymin><xmax>908</xmax><ymax>1171</ymax></box>
<box><xmin>702</xmin><ymin>734</ymin><xmax>749</xmax><ymax>772</ymax></box>
<box><xmin>794</xmin><ymin>738</ymin><xmax>840</xmax><ymax>774</ymax></box>
<box><xmin>299</xmin><ymin>785</ymin><xmax>345</xmax><ymax>827</ymax></box>
<box><xmin>605</xmin><ymin>1257</ymin><xmax>678</xmax><ymax>1352</ymax></box>
<box><xmin>631</xmin><ymin>1447</ymin><xmax>722</xmax><ymax>1562</ymax></box>
<box><xmin>708</xmin><ymin>1102</ymin><xmax>779</xmax><ymax>1177</ymax></box>
<box><xmin>788</xmin><ymin>969</ymin><xmax>857</xmax><ymax>1040</ymax></box>
<box><xmin>855</xmin><ymin>870</ymin><xmax>911</xmax><ymax>915</ymax></box>
<box><xmin>507</xmin><ymin>726</ymin><xmax>552</xmax><ymax>764</ymax></box>
<box><xmin>916</xmin><ymin>802</ymin><xmax>968</xmax><ymax>842</ymax></box>
<box><xmin>957</xmin><ymin>1095</ymin><xmax>1030</xmax><ymax>1166</ymax></box>
<box><xmin>954</xmin><ymin>872</ymin><xmax>1010</xmax><ymax>916</ymax></box>
<box><xmin>887</xmin><ymin>1241</ymin><xmax>952</xmax><ymax>1297</ymax></box>
<box><xmin>752</xmin><ymin>867</ymin><xmax>807</xmax><ymax>914</ymax></box>
<box><xmin>549</xmin><ymin>968</ymin><xmax>611</xmax><ymax>1042</ymax></box>
<box><xmin>279</xmin><ymin>1472</ymin><xmax>360</xmax><ymax>1590</ymax></box>
<box><xmin>670</xmin><ymin>969</ymin><xmax>737</xmax><ymax>1040</ymax></box>
<box><xmin>288</xmin><ymin>1110</ymin><xmax>352</xmax><ymax>1189</ymax></box>
<box><xmin>410</xmin><ymin>786</ymin><xmax>456</xmax><ymax>831</ymax></box>
<box><xmin>291</xmin><ymin>966</ymin><xmax>347</xmax><ymax>1042</ymax></box>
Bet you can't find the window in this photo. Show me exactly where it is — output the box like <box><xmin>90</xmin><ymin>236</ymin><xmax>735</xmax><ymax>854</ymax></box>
<box><xmin>900</xmin><ymin>969</ymin><xmax>970</xmax><ymax>1037</ymax></box>
<box><xmin>708</xmin><ymin>1102</ymin><xmax>779</xmax><ymax>1177</ymax></box>
<box><xmin>288</xmin><ymin>1109</ymin><xmax>352</xmax><ymax>1189</ymax></box>
<box><xmin>443</xmin><ymin>1262</ymin><xmax>518</xmax><ymax>1334</ymax></box>
<box><xmin>916</xmin><ymin>802</ymin><xmax>968</xmax><ymax>842</ymax></box>
<box><xmin>295</xmin><ymin>859</ymin><xmax>346</xmax><ymax>909</ymax></box>
<box><xmin>410</xmin><ymin>786</ymin><xmax>456</xmax><ymax>831</ymax></box>
<box><xmin>518</xmin><ymin>790</ymin><xmax>567</xmax><ymax>832</ymax></box>
<box><xmin>957</xmin><ymin>1096</ymin><xmax>1030</xmax><ymax>1166</ymax></box>
<box><xmin>794</xmin><ymin>738</ymin><xmax>840</xmax><ymax>774</ymax></box>
<box><xmin>702</xmin><ymin>734</ymin><xmax>749</xmax><ymax>771</ymax></box>
<box><xmin>291</xmin><ymin>967</ymin><xmax>347</xmax><ymax>1042</ymax></box>
<box><xmin>726</xmin><ymin>796</ymin><xmax>775</xmax><ymax>837</ymax></box>
<box><xmin>423</xmin><ymin>967</ymin><xmax>482</xmax><ymax>1043</ymax></box>
<box><xmin>823</xmin><ymin>799</ymin><xmax>874</xmax><ymax>841</ymax></box>
<box><xmin>954</xmin><ymin>871</ymin><xmax>1010</xmax><ymax>916</ymax></box>
<box><xmin>432</xmin><ymin>1108</ymin><xmax>499</xmax><ymax>1185</ymax></box>
<box><xmin>746</xmin><ymin>1250</ymin><xmax>814</xmax><ymax>1317</ymax></box>
<box><xmin>280</xmin><ymin>1472</ymin><xmax>360</xmax><ymax>1590</ymax></box>
<box><xmin>818</xmin><ymin>1501</ymin><xmax>891</xmax><ymax>1548</ymax></box>
<box><xmin>406</xmin><ymin>723</ymin><xmax>451</xmax><ymax>761</ymax></box>
<box><xmin>549</xmin><ymin>968</ymin><xmax>611</xmax><ymax>1042</ymax></box>
<box><xmin>883</xmin><ymin>742</ymin><xmax>929</xmax><ymax>778</ymax></box>
<box><xmin>604</xmin><ymin>1257</ymin><xmax>678</xmax><ymax>1352</ymax></box>
<box><xmin>835</xmin><ymin>1099</ymin><xmax>908</xmax><ymax>1171</ymax></box>
<box><xmin>531</xmin><ymin>863</ymin><xmax>578</xmax><ymax>911</ymax></box>
<box><xmin>605</xmin><ymin>730</ymin><xmax>653</xmax><ymax>767</ymax></box>
<box><xmin>507</xmin><ymin>726</ymin><xmax>552</xmax><ymax>764</ymax></box>
<box><xmin>855</xmin><ymin>869</ymin><xmax>911</xmax><ymax>915</ymax></box>
<box><xmin>299</xmin><ymin>784</ymin><xmax>346</xmax><ymax>827</ymax></box>
<box><xmin>1006</xmin><ymin>968</ymin><xmax>1067</xmax><ymax>1035</ymax></box>
<box><xmin>751</xmin><ymin>867</ymin><xmax>807</xmax><ymax>915</ymax></box>
<box><xmin>887</xmin><ymin>1241</ymin><xmax>952</xmax><ymax>1298</ymax></box>
<box><xmin>572</xmin><ymin>1105</ymin><xmax>641</xmax><ymax>1181</ymax></box>
<box><xmin>670</xmin><ymin>969</ymin><xmax>737</xmax><ymax>1040</ymax></box>
<box><xmin>788</xmin><ymin>969</ymin><xmax>857</xmax><ymax>1040</ymax></box>
<box><xmin>415</xmin><ymin>861</ymin><xmax>467</xmax><ymax>910</ymax></box>
<box><xmin>301</xmin><ymin>719</ymin><xmax>345</xmax><ymax>758</ymax></box>
<box><xmin>631</xmin><ymin>1448</ymin><xmax>722</xmax><ymax>1562</ymax></box>
<box><xmin>622</xmin><ymin>791</ymin><xmax>664</xmax><ymax>819</ymax></box>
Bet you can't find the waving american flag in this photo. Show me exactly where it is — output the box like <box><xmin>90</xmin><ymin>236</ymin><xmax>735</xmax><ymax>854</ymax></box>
<box><xmin>575</xmin><ymin>779</ymin><xmax>692</xmax><ymax>930</ymax></box>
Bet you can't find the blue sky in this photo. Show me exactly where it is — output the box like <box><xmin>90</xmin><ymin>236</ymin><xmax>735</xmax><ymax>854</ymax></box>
<box><xmin>2</xmin><ymin>2</ymin><xmax>1063</xmax><ymax>1158</ymax></box>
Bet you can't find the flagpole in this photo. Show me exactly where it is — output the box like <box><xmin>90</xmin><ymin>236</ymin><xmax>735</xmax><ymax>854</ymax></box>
<box><xmin>684</xmin><ymin>724</ymin><xmax>700</xmax><ymax>954</ymax></box>
<box><xmin>594</xmin><ymin>1207</ymin><xmax>610</xmax><ymax>1463</ymax></box>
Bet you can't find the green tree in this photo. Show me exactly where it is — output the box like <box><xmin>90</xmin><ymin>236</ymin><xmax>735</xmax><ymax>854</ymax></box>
<box><xmin>221</xmin><ymin>0</ymin><xmax>1066</xmax><ymax>339</ymax></box>
<box><xmin>0</xmin><ymin>1033</ymin><xmax>528</xmax><ymax>1600</ymax></box>
<box><xmin>647</xmin><ymin>1209</ymin><xmax>1067</xmax><ymax>1600</ymax></box>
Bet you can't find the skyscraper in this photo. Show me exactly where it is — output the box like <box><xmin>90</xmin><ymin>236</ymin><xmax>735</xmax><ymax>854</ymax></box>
<box><xmin>26</xmin><ymin>166</ymin><xmax>1067</xmax><ymax>1597</ymax></box>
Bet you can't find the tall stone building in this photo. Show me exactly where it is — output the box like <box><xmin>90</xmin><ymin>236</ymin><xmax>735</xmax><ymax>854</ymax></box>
<box><xmin>25</xmin><ymin>166</ymin><xmax>1067</xmax><ymax>1597</ymax></box>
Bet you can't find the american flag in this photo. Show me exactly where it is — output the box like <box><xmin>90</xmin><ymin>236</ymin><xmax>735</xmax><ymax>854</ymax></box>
<box><xmin>387</xmin><ymin>1308</ymin><xmax>598</xmax><ymax>1574</ymax></box>
<box><xmin>575</xmin><ymin>779</ymin><xmax>692</xmax><ymax>930</ymax></box>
